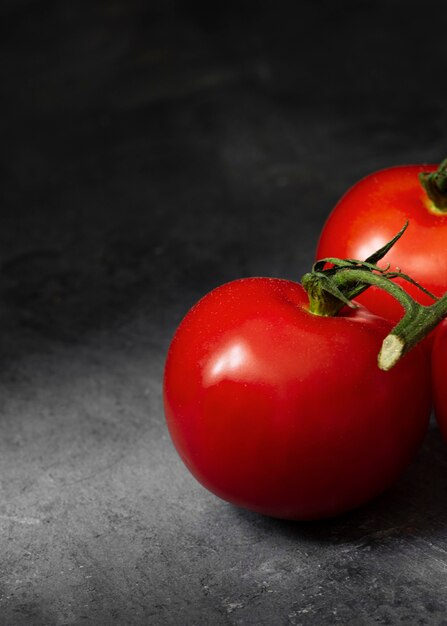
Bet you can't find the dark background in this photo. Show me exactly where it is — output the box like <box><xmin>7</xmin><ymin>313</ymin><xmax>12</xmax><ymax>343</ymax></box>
<box><xmin>1</xmin><ymin>1</ymin><xmax>447</xmax><ymax>624</ymax></box>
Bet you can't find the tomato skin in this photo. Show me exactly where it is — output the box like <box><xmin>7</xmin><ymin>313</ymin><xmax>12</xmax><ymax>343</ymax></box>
<box><xmin>316</xmin><ymin>164</ymin><xmax>447</xmax><ymax>324</ymax></box>
<box><xmin>432</xmin><ymin>325</ymin><xmax>447</xmax><ymax>441</ymax></box>
<box><xmin>163</xmin><ymin>278</ymin><xmax>431</xmax><ymax>520</ymax></box>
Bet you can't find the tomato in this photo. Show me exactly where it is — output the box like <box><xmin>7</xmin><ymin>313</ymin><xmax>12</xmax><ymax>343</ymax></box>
<box><xmin>163</xmin><ymin>277</ymin><xmax>431</xmax><ymax>520</ymax></box>
<box><xmin>316</xmin><ymin>164</ymin><xmax>447</xmax><ymax>323</ymax></box>
<box><xmin>432</xmin><ymin>324</ymin><xmax>447</xmax><ymax>441</ymax></box>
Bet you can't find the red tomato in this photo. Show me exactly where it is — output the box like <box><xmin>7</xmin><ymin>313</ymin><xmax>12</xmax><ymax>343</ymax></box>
<box><xmin>432</xmin><ymin>325</ymin><xmax>447</xmax><ymax>441</ymax></box>
<box><xmin>316</xmin><ymin>164</ymin><xmax>447</xmax><ymax>323</ymax></box>
<box><xmin>163</xmin><ymin>277</ymin><xmax>431</xmax><ymax>520</ymax></box>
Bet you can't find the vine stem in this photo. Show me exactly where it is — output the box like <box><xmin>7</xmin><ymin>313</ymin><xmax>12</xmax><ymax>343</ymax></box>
<box><xmin>301</xmin><ymin>233</ymin><xmax>447</xmax><ymax>370</ymax></box>
<box><xmin>303</xmin><ymin>267</ymin><xmax>418</xmax><ymax>318</ymax></box>
<box><xmin>379</xmin><ymin>294</ymin><xmax>447</xmax><ymax>370</ymax></box>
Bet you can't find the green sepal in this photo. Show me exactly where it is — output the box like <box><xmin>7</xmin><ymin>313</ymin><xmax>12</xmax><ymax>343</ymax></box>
<box><xmin>364</xmin><ymin>221</ymin><xmax>408</xmax><ymax>265</ymax></box>
<box><xmin>303</xmin><ymin>222</ymin><xmax>436</xmax><ymax>317</ymax></box>
<box><xmin>419</xmin><ymin>159</ymin><xmax>447</xmax><ymax>212</ymax></box>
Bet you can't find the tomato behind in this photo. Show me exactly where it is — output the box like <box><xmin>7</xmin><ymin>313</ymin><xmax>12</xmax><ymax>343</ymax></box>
<box><xmin>432</xmin><ymin>324</ymin><xmax>447</xmax><ymax>442</ymax></box>
<box><xmin>164</xmin><ymin>278</ymin><xmax>431</xmax><ymax>520</ymax></box>
<box><xmin>316</xmin><ymin>164</ymin><xmax>447</xmax><ymax>324</ymax></box>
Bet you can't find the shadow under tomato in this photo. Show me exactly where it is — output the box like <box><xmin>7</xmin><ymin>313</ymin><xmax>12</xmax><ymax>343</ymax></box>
<box><xmin>231</xmin><ymin>422</ymin><xmax>447</xmax><ymax>545</ymax></box>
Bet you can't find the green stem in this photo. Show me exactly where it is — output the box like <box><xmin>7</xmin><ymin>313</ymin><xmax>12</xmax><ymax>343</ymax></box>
<box><xmin>302</xmin><ymin>223</ymin><xmax>413</xmax><ymax>317</ymax></box>
<box><xmin>302</xmin><ymin>267</ymin><xmax>416</xmax><ymax>317</ymax></box>
<box><xmin>302</xmin><ymin>266</ymin><xmax>441</xmax><ymax>370</ymax></box>
<box><xmin>302</xmin><ymin>224</ymin><xmax>447</xmax><ymax>370</ymax></box>
<box><xmin>378</xmin><ymin>295</ymin><xmax>447</xmax><ymax>370</ymax></box>
<box><xmin>419</xmin><ymin>158</ymin><xmax>447</xmax><ymax>212</ymax></box>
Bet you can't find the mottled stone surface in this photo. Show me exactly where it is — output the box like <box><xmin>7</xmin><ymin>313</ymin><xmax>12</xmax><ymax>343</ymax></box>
<box><xmin>1</xmin><ymin>1</ymin><xmax>447</xmax><ymax>624</ymax></box>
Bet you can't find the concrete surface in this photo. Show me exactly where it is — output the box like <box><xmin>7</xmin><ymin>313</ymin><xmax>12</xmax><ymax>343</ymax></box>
<box><xmin>1</xmin><ymin>1</ymin><xmax>447</xmax><ymax>624</ymax></box>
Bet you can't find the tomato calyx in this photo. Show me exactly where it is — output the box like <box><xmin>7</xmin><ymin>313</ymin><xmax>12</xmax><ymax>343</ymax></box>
<box><xmin>302</xmin><ymin>223</ymin><xmax>418</xmax><ymax>317</ymax></box>
<box><xmin>302</xmin><ymin>222</ymin><xmax>447</xmax><ymax>371</ymax></box>
<box><xmin>419</xmin><ymin>158</ymin><xmax>447</xmax><ymax>213</ymax></box>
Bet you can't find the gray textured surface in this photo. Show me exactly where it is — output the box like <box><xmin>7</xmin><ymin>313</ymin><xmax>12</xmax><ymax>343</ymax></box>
<box><xmin>1</xmin><ymin>1</ymin><xmax>447</xmax><ymax>624</ymax></box>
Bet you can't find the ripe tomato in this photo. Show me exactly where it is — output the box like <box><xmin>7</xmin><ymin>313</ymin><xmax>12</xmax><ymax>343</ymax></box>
<box><xmin>163</xmin><ymin>277</ymin><xmax>431</xmax><ymax>520</ymax></box>
<box><xmin>432</xmin><ymin>325</ymin><xmax>447</xmax><ymax>441</ymax></box>
<box><xmin>316</xmin><ymin>164</ymin><xmax>447</xmax><ymax>323</ymax></box>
